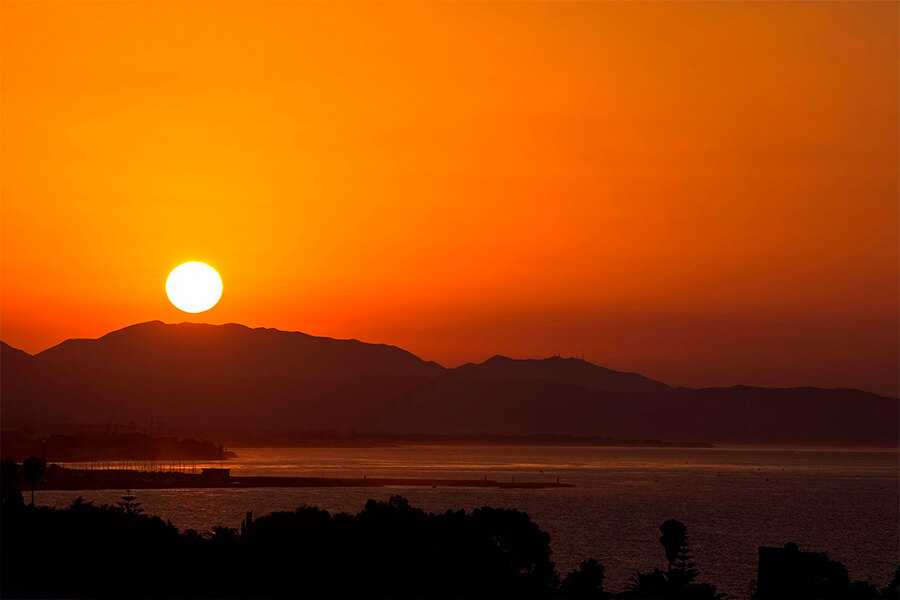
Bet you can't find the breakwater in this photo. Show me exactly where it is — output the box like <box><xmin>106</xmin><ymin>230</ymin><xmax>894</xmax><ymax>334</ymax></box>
<box><xmin>30</xmin><ymin>465</ymin><xmax>573</xmax><ymax>491</ymax></box>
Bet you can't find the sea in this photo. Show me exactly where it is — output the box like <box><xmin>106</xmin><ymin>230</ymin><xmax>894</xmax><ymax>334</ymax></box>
<box><xmin>35</xmin><ymin>445</ymin><xmax>899</xmax><ymax>599</ymax></box>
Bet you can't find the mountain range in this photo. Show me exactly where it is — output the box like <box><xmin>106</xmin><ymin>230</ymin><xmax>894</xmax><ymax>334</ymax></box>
<box><xmin>2</xmin><ymin>321</ymin><xmax>897</xmax><ymax>445</ymax></box>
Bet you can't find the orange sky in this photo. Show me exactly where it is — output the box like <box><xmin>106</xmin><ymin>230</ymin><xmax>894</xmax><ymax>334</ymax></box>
<box><xmin>2</xmin><ymin>1</ymin><xmax>897</xmax><ymax>396</ymax></box>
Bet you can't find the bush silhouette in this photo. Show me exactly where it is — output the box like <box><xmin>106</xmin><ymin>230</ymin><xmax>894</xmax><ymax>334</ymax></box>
<box><xmin>560</xmin><ymin>558</ymin><xmax>607</xmax><ymax>598</ymax></box>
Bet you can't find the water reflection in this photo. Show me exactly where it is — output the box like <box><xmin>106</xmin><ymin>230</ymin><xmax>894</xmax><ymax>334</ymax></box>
<box><xmin>36</xmin><ymin>445</ymin><xmax>899</xmax><ymax>598</ymax></box>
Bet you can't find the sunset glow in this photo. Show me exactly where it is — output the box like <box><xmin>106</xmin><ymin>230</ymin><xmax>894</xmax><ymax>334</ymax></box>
<box><xmin>1</xmin><ymin>1</ymin><xmax>897</xmax><ymax>395</ymax></box>
<box><xmin>1</xmin><ymin>4</ymin><xmax>897</xmax><ymax>597</ymax></box>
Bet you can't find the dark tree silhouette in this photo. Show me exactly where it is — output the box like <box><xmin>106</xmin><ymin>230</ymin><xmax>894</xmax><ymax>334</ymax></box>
<box><xmin>2</xmin><ymin>493</ymin><xmax>567</xmax><ymax>598</ymax></box>
<box><xmin>659</xmin><ymin>519</ymin><xmax>687</xmax><ymax>570</ymax></box>
<box><xmin>207</xmin><ymin>525</ymin><xmax>239</xmax><ymax>543</ymax></box>
<box><xmin>884</xmin><ymin>567</ymin><xmax>900</xmax><ymax>600</ymax></box>
<box><xmin>21</xmin><ymin>456</ymin><xmax>44</xmax><ymax>506</ymax></box>
<box><xmin>240</xmin><ymin>510</ymin><xmax>253</xmax><ymax>536</ymax></box>
<box><xmin>754</xmin><ymin>543</ymin><xmax>894</xmax><ymax>599</ymax></box>
<box><xmin>1</xmin><ymin>457</ymin><xmax>24</xmax><ymax>509</ymax></box>
<box><xmin>624</xmin><ymin>520</ymin><xmax>721</xmax><ymax>599</ymax></box>
<box><xmin>115</xmin><ymin>492</ymin><xmax>143</xmax><ymax>515</ymax></box>
<box><xmin>560</xmin><ymin>558</ymin><xmax>606</xmax><ymax>598</ymax></box>
<box><xmin>626</xmin><ymin>569</ymin><xmax>669</xmax><ymax>598</ymax></box>
<box><xmin>659</xmin><ymin>518</ymin><xmax>700</xmax><ymax>588</ymax></box>
<box><xmin>1</xmin><ymin>495</ymin><xmax>893</xmax><ymax>599</ymax></box>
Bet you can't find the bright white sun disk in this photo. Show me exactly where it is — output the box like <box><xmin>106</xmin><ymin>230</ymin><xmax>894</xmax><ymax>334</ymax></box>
<box><xmin>166</xmin><ymin>262</ymin><xmax>223</xmax><ymax>313</ymax></box>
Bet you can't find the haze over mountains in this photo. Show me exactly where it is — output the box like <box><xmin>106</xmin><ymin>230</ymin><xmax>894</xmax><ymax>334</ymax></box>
<box><xmin>2</xmin><ymin>321</ymin><xmax>897</xmax><ymax>446</ymax></box>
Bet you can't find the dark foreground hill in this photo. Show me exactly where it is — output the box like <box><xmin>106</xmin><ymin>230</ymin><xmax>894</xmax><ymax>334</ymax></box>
<box><xmin>2</xmin><ymin>322</ymin><xmax>897</xmax><ymax>445</ymax></box>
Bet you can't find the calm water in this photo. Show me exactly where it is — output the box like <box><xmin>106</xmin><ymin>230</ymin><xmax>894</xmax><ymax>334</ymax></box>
<box><xmin>37</xmin><ymin>445</ymin><xmax>899</xmax><ymax>599</ymax></box>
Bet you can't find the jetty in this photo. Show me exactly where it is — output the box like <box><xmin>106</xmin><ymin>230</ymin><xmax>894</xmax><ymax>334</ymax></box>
<box><xmin>30</xmin><ymin>464</ymin><xmax>574</xmax><ymax>491</ymax></box>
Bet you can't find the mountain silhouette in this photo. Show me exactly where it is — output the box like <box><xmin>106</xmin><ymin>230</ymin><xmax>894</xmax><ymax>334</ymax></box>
<box><xmin>452</xmin><ymin>354</ymin><xmax>671</xmax><ymax>393</ymax></box>
<box><xmin>2</xmin><ymin>322</ymin><xmax>442</xmax><ymax>429</ymax></box>
<box><xmin>367</xmin><ymin>379</ymin><xmax>898</xmax><ymax>444</ymax></box>
<box><xmin>2</xmin><ymin>322</ymin><xmax>897</xmax><ymax>445</ymax></box>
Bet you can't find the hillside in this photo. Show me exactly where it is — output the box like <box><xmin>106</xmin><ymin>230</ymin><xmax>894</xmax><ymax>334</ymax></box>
<box><xmin>452</xmin><ymin>354</ymin><xmax>671</xmax><ymax>393</ymax></box>
<box><xmin>2</xmin><ymin>322</ymin><xmax>897</xmax><ymax>445</ymax></box>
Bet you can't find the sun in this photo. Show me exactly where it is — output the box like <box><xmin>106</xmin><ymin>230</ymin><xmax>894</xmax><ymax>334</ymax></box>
<box><xmin>166</xmin><ymin>262</ymin><xmax>223</xmax><ymax>313</ymax></box>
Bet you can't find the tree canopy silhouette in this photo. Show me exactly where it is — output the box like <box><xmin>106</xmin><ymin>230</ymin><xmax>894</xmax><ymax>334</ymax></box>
<box><xmin>2</xmin><ymin>493</ymin><xmax>560</xmax><ymax>598</ymax></box>
<box><xmin>560</xmin><ymin>558</ymin><xmax>607</xmax><ymax>598</ymax></box>
<box><xmin>1</xmin><ymin>457</ymin><xmax>24</xmax><ymax>508</ymax></box>
<box><xmin>754</xmin><ymin>542</ymin><xmax>893</xmax><ymax>599</ymax></box>
<box><xmin>2</xmin><ymin>489</ymin><xmax>895</xmax><ymax>599</ymax></box>
<box><xmin>623</xmin><ymin>519</ymin><xmax>721</xmax><ymax>599</ymax></box>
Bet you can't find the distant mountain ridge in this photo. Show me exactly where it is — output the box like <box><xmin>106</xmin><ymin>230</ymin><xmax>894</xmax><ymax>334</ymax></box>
<box><xmin>36</xmin><ymin>321</ymin><xmax>444</xmax><ymax>380</ymax></box>
<box><xmin>452</xmin><ymin>354</ymin><xmax>671</xmax><ymax>394</ymax></box>
<box><xmin>2</xmin><ymin>321</ymin><xmax>897</xmax><ymax>446</ymax></box>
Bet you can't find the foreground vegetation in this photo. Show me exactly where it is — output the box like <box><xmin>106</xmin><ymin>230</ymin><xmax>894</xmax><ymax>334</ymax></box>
<box><xmin>2</xmin><ymin>459</ymin><xmax>897</xmax><ymax>599</ymax></box>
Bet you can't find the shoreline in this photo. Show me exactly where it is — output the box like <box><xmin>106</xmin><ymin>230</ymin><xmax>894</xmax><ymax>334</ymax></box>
<box><xmin>28</xmin><ymin>465</ymin><xmax>575</xmax><ymax>491</ymax></box>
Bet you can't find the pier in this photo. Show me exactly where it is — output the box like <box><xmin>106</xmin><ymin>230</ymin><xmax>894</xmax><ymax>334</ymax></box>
<box><xmin>29</xmin><ymin>464</ymin><xmax>574</xmax><ymax>491</ymax></box>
